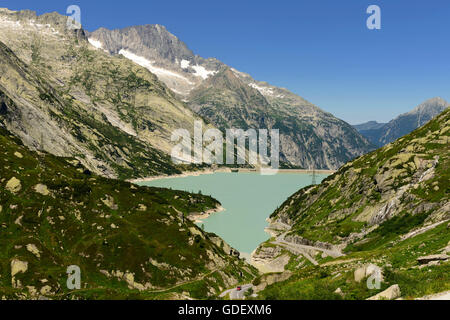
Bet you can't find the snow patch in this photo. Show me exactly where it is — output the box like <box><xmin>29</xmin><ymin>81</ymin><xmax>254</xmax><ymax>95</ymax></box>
<box><xmin>192</xmin><ymin>65</ymin><xmax>216</xmax><ymax>80</ymax></box>
<box><xmin>88</xmin><ymin>38</ymin><xmax>103</xmax><ymax>50</ymax></box>
<box><xmin>119</xmin><ymin>49</ymin><xmax>193</xmax><ymax>84</ymax></box>
<box><xmin>248</xmin><ymin>83</ymin><xmax>285</xmax><ymax>98</ymax></box>
<box><xmin>180</xmin><ymin>59</ymin><xmax>190</xmax><ymax>69</ymax></box>
<box><xmin>181</xmin><ymin>60</ymin><xmax>216</xmax><ymax>79</ymax></box>
<box><xmin>249</xmin><ymin>83</ymin><xmax>274</xmax><ymax>96</ymax></box>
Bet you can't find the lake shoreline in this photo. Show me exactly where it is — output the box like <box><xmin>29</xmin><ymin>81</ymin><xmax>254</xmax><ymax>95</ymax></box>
<box><xmin>132</xmin><ymin>169</ymin><xmax>332</xmax><ymax>260</ymax></box>
<box><xmin>129</xmin><ymin>168</ymin><xmax>336</xmax><ymax>184</ymax></box>
<box><xmin>189</xmin><ymin>205</ymin><xmax>226</xmax><ymax>223</ymax></box>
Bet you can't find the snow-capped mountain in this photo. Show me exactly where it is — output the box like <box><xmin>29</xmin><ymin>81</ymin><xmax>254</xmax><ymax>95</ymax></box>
<box><xmin>88</xmin><ymin>25</ymin><xmax>374</xmax><ymax>169</ymax></box>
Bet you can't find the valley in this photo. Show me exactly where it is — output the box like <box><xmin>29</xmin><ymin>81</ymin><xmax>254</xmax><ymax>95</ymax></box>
<box><xmin>0</xmin><ymin>5</ymin><xmax>448</xmax><ymax>302</ymax></box>
<box><xmin>140</xmin><ymin>171</ymin><xmax>328</xmax><ymax>256</ymax></box>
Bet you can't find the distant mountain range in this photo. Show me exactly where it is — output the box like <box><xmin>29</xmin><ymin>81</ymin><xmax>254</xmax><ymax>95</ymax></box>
<box><xmin>89</xmin><ymin>24</ymin><xmax>374</xmax><ymax>170</ymax></box>
<box><xmin>354</xmin><ymin>97</ymin><xmax>449</xmax><ymax>147</ymax></box>
<box><xmin>353</xmin><ymin>121</ymin><xmax>387</xmax><ymax>131</ymax></box>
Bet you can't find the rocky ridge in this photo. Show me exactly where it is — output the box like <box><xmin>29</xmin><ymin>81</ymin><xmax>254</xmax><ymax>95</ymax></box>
<box><xmin>0</xmin><ymin>9</ymin><xmax>213</xmax><ymax>179</ymax></box>
<box><xmin>355</xmin><ymin>97</ymin><xmax>449</xmax><ymax>147</ymax></box>
<box><xmin>251</xmin><ymin>107</ymin><xmax>449</xmax><ymax>300</ymax></box>
<box><xmin>89</xmin><ymin>23</ymin><xmax>375</xmax><ymax>170</ymax></box>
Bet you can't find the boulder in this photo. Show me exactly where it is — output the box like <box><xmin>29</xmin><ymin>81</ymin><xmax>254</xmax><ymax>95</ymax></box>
<box><xmin>101</xmin><ymin>195</ymin><xmax>118</xmax><ymax>210</ymax></box>
<box><xmin>417</xmin><ymin>254</ymin><xmax>449</xmax><ymax>265</ymax></box>
<box><xmin>11</xmin><ymin>259</ymin><xmax>28</xmax><ymax>288</ymax></box>
<box><xmin>367</xmin><ymin>284</ymin><xmax>401</xmax><ymax>300</ymax></box>
<box><xmin>354</xmin><ymin>266</ymin><xmax>366</xmax><ymax>282</ymax></box>
<box><xmin>334</xmin><ymin>287</ymin><xmax>344</xmax><ymax>297</ymax></box>
<box><xmin>5</xmin><ymin>177</ymin><xmax>21</xmax><ymax>194</ymax></box>
<box><xmin>33</xmin><ymin>184</ymin><xmax>50</xmax><ymax>196</ymax></box>
<box><xmin>11</xmin><ymin>259</ymin><xmax>28</xmax><ymax>277</ymax></box>
<box><xmin>40</xmin><ymin>285</ymin><xmax>52</xmax><ymax>295</ymax></box>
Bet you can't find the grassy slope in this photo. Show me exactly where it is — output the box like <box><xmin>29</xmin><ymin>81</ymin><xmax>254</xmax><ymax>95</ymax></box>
<box><xmin>257</xmin><ymin>108</ymin><xmax>449</xmax><ymax>300</ymax></box>
<box><xmin>259</xmin><ymin>223</ymin><xmax>449</xmax><ymax>300</ymax></box>
<box><xmin>271</xmin><ymin>109</ymin><xmax>449</xmax><ymax>244</ymax></box>
<box><xmin>0</xmin><ymin>126</ymin><xmax>256</xmax><ymax>299</ymax></box>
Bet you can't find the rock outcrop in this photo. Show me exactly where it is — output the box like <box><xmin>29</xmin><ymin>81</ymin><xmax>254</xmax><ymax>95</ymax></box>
<box><xmin>367</xmin><ymin>284</ymin><xmax>401</xmax><ymax>300</ymax></box>
<box><xmin>417</xmin><ymin>254</ymin><xmax>449</xmax><ymax>265</ymax></box>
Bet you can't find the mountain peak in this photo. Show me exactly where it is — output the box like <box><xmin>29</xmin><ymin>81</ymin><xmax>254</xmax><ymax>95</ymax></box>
<box><xmin>407</xmin><ymin>97</ymin><xmax>449</xmax><ymax>116</ymax></box>
<box><xmin>355</xmin><ymin>97</ymin><xmax>449</xmax><ymax>147</ymax></box>
<box><xmin>89</xmin><ymin>24</ymin><xmax>194</xmax><ymax>61</ymax></box>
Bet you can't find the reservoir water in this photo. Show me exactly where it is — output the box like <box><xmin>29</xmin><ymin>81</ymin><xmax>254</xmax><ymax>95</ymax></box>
<box><xmin>139</xmin><ymin>172</ymin><xmax>328</xmax><ymax>256</ymax></box>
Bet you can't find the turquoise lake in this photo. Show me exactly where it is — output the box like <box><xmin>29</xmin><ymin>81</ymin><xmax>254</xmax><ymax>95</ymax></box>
<box><xmin>139</xmin><ymin>172</ymin><xmax>328</xmax><ymax>256</ymax></box>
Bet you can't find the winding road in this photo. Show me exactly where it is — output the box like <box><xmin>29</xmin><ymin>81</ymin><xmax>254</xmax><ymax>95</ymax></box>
<box><xmin>274</xmin><ymin>231</ymin><xmax>344</xmax><ymax>265</ymax></box>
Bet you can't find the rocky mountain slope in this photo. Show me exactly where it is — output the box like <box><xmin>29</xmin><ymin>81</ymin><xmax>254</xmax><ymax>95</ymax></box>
<box><xmin>89</xmin><ymin>24</ymin><xmax>374</xmax><ymax>170</ymax></box>
<box><xmin>355</xmin><ymin>97</ymin><xmax>449</xmax><ymax>147</ymax></box>
<box><xmin>88</xmin><ymin>24</ymin><xmax>222</xmax><ymax>97</ymax></box>
<box><xmin>251</xmin><ymin>107</ymin><xmax>449</xmax><ymax>299</ymax></box>
<box><xmin>0</xmin><ymin>8</ymin><xmax>213</xmax><ymax>179</ymax></box>
<box><xmin>0</xmin><ymin>123</ymin><xmax>256</xmax><ymax>299</ymax></box>
<box><xmin>189</xmin><ymin>67</ymin><xmax>373</xmax><ymax>168</ymax></box>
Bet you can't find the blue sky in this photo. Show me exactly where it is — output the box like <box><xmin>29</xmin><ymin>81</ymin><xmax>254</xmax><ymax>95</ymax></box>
<box><xmin>2</xmin><ymin>0</ymin><xmax>449</xmax><ymax>124</ymax></box>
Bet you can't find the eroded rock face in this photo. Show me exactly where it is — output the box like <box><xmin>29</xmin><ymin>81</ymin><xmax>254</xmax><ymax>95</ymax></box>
<box><xmin>101</xmin><ymin>195</ymin><xmax>118</xmax><ymax>210</ymax></box>
<box><xmin>0</xmin><ymin>10</ymin><xmax>210</xmax><ymax>179</ymax></box>
<box><xmin>251</xmin><ymin>246</ymin><xmax>290</xmax><ymax>273</ymax></box>
<box><xmin>254</xmin><ymin>271</ymin><xmax>292</xmax><ymax>292</ymax></box>
<box><xmin>209</xmin><ymin>235</ymin><xmax>233</xmax><ymax>258</ymax></box>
